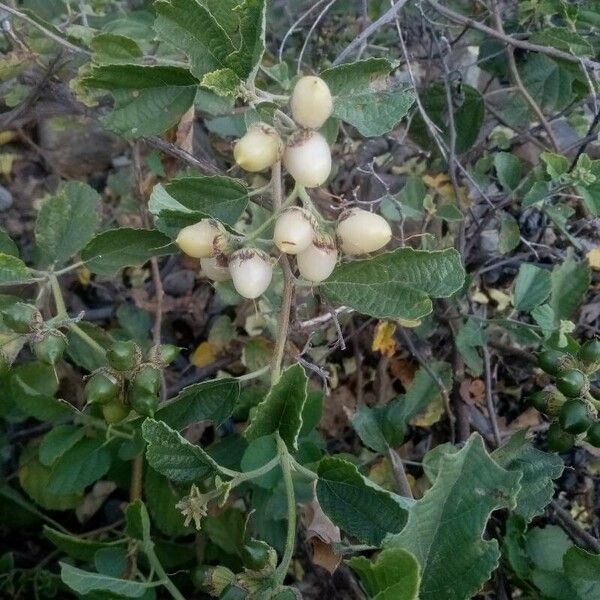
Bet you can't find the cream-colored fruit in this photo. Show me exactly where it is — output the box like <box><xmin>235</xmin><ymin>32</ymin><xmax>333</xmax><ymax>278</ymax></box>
<box><xmin>283</xmin><ymin>130</ymin><xmax>331</xmax><ymax>188</ymax></box>
<box><xmin>296</xmin><ymin>233</ymin><xmax>338</xmax><ymax>282</ymax></box>
<box><xmin>273</xmin><ymin>207</ymin><xmax>316</xmax><ymax>255</ymax></box>
<box><xmin>176</xmin><ymin>220</ymin><xmax>225</xmax><ymax>259</ymax></box>
<box><xmin>234</xmin><ymin>122</ymin><xmax>283</xmax><ymax>172</ymax></box>
<box><xmin>229</xmin><ymin>248</ymin><xmax>273</xmax><ymax>299</ymax></box>
<box><xmin>200</xmin><ymin>255</ymin><xmax>231</xmax><ymax>282</ymax></box>
<box><xmin>336</xmin><ymin>208</ymin><xmax>392</xmax><ymax>255</ymax></box>
<box><xmin>290</xmin><ymin>76</ymin><xmax>333</xmax><ymax>129</ymax></box>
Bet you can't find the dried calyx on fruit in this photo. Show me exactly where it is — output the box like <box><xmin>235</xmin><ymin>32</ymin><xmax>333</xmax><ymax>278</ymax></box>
<box><xmin>296</xmin><ymin>232</ymin><xmax>338</xmax><ymax>283</ymax></box>
<box><xmin>234</xmin><ymin>122</ymin><xmax>283</xmax><ymax>172</ymax></box>
<box><xmin>176</xmin><ymin>219</ymin><xmax>226</xmax><ymax>259</ymax></box>
<box><xmin>200</xmin><ymin>255</ymin><xmax>231</xmax><ymax>282</ymax></box>
<box><xmin>1</xmin><ymin>302</ymin><xmax>42</xmax><ymax>333</ymax></box>
<box><xmin>229</xmin><ymin>248</ymin><xmax>273</xmax><ymax>299</ymax></box>
<box><xmin>336</xmin><ymin>207</ymin><xmax>392</xmax><ymax>255</ymax></box>
<box><xmin>290</xmin><ymin>75</ymin><xmax>333</xmax><ymax>129</ymax></box>
<box><xmin>273</xmin><ymin>207</ymin><xmax>316</xmax><ymax>255</ymax></box>
<box><xmin>283</xmin><ymin>129</ymin><xmax>331</xmax><ymax>188</ymax></box>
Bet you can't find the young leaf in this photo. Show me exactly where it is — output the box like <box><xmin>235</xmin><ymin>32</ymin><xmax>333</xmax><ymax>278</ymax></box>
<box><xmin>82</xmin><ymin>64</ymin><xmax>198</xmax><ymax>137</ymax></box>
<box><xmin>384</xmin><ymin>434</ymin><xmax>521</xmax><ymax>600</ymax></box>
<box><xmin>60</xmin><ymin>562</ymin><xmax>150</xmax><ymax>598</ymax></box>
<box><xmin>35</xmin><ymin>181</ymin><xmax>100</xmax><ymax>267</ymax></box>
<box><xmin>513</xmin><ymin>263</ymin><xmax>552</xmax><ymax>312</ymax></box>
<box><xmin>81</xmin><ymin>228</ymin><xmax>174</xmax><ymax>275</ymax></box>
<box><xmin>498</xmin><ymin>212</ymin><xmax>521</xmax><ymax>255</ymax></box>
<box><xmin>348</xmin><ymin>548</ymin><xmax>421</xmax><ymax>600</ymax></box>
<box><xmin>244</xmin><ymin>364</ymin><xmax>308</xmax><ymax>451</ymax></box>
<box><xmin>316</xmin><ymin>456</ymin><xmax>410</xmax><ymax>546</ymax></box>
<box><xmin>321</xmin><ymin>59</ymin><xmax>415</xmax><ymax>137</ymax></box>
<box><xmin>494</xmin><ymin>152</ymin><xmax>522</xmax><ymax>191</ymax></box>
<box><xmin>0</xmin><ymin>253</ymin><xmax>32</xmax><ymax>285</ymax></box>
<box><xmin>550</xmin><ymin>249</ymin><xmax>591</xmax><ymax>322</ymax></box>
<box><xmin>321</xmin><ymin>248</ymin><xmax>465</xmax><ymax>320</ymax></box>
<box><xmin>142</xmin><ymin>418</ymin><xmax>226</xmax><ymax>483</ymax></box>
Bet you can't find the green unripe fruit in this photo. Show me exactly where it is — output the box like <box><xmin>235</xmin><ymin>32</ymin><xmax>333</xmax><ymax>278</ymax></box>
<box><xmin>129</xmin><ymin>387</ymin><xmax>158</xmax><ymax>417</ymax></box>
<box><xmin>537</xmin><ymin>349</ymin><xmax>577</xmax><ymax>376</ymax></box>
<box><xmin>1</xmin><ymin>302</ymin><xmax>41</xmax><ymax>333</ymax></box>
<box><xmin>547</xmin><ymin>422</ymin><xmax>575</xmax><ymax>452</ymax></box>
<box><xmin>586</xmin><ymin>422</ymin><xmax>600</xmax><ymax>447</ymax></box>
<box><xmin>192</xmin><ymin>565</ymin><xmax>235</xmax><ymax>595</ymax></box>
<box><xmin>84</xmin><ymin>372</ymin><xmax>119</xmax><ymax>405</ymax></box>
<box><xmin>148</xmin><ymin>344</ymin><xmax>180</xmax><ymax>366</ymax></box>
<box><xmin>107</xmin><ymin>340</ymin><xmax>138</xmax><ymax>371</ymax></box>
<box><xmin>241</xmin><ymin>539</ymin><xmax>276</xmax><ymax>571</ymax></box>
<box><xmin>559</xmin><ymin>399</ymin><xmax>593</xmax><ymax>434</ymax></box>
<box><xmin>529</xmin><ymin>388</ymin><xmax>566</xmax><ymax>416</ymax></box>
<box><xmin>32</xmin><ymin>330</ymin><xmax>66</xmax><ymax>365</ymax></box>
<box><xmin>102</xmin><ymin>399</ymin><xmax>129</xmax><ymax>424</ymax></box>
<box><xmin>578</xmin><ymin>339</ymin><xmax>600</xmax><ymax>371</ymax></box>
<box><xmin>556</xmin><ymin>369</ymin><xmax>589</xmax><ymax>397</ymax></box>
<box><xmin>132</xmin><ymin>366</ymin><xmax>161</xmax><ymax>395</ymax></box>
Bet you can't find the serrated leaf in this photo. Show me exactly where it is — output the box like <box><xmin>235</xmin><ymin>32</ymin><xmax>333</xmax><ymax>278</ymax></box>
<box><xmin>321</xmin><ymin>59</ymin><xmax>415</xmax><ymax>137</ymax></box>
<box><xmin>0</xmin><ymin>253</ymin><xmax>32</xmax><ymax>285</ymax></box>
<box><xmin>81</xmin><ymin>228</ymin><xmax>174</xmax><ymax>275</ymax></box>
<box><xmin>60</xmin><ymin>563</ymin><xmax>150</xmax><ymax>598</ymax></box>
<box><xmin>385</xmin><ymin>434</ymin><xmax>521</xmax><ymax>600</ymax></box>
<box><xmin>155</xmin><ymin>378</ymin><xmax>240</xmax><ymax>430</ymax></box>
<box><xmin>142</xmin><ymin>418</ymin><xmax>226</xmax><ymax>483</ymax></box>
<box><xmin>82</xmin><ymin>64</ymin><xmax>198</xmax><ymax>137</ymax></box>
<box><xmin>550</xmin><ymin>248</ymin><xmax>591</xmax><ymax>322</ymax></box>
<box><xmin>202</xmin><ymin>68</ymin><xmax>241</xmax><ymax>97</ymax></box>
<box><xmin>35</xmin><ymin>181</ymin><xmax>100</xmax><ymax>267</ymax></box>
<box><xmin>316</xmin><ymin>456</ymin><xmax>409</xmax><ymax>546</ymax></box>
<box><xmin>226</xmin><ymin>0</ymin><xmax>266</xmax><ymax>80</ymax></box>
<box><xmin>245</xmin><ymin>364</ymin><xmax>308</xmax><ymax>451</ymax></box>
<box><xmin>513</xmin><ymin>263</ymin><xmax>552</xmax><ymax>312</ymax></box>
<box><xmin>348</xmin><ymin>548</ymin><xmax>420</xmax><ymax>600</ymax></box>
<box><xmin>321</xmin><ymin>248</ymin><xmax>464</xmax><ymax>320</ymax></box>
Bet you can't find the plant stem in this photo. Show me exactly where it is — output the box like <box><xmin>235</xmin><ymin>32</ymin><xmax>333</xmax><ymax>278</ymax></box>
<box><xmin>48</xmin><ymin>274</ymin><xmax>67</xmax><ymax>318</ymax></box>
<box><xmin>244</xmin><ymin>185</ymin><xmax>299</xmax><ymax>243</ymax></box>
<box><xmin>275</xmin><ymin>435</ymin><xmax>296</xmax><ymax>585</ymax></box>
<box><xmin>146</xmin><ymin>546</ymin><xmax>186</xmax><ymax>600</ymax></box>
<box><xmin>68</xmin><ymin>322</ymin><xmax>106</xmax><ymax>358</ymax></box>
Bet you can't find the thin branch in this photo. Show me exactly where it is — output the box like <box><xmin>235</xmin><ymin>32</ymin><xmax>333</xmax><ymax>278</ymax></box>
<box><xmin>297</xmin><ymin>0</ymin><xmax>338</xmax><ymax>74</ymax></box>
<box><xmin>143</xmin><ymin>136</ymin><xmax>221</xmax><ymax>175</ymax></box>
<box><xmin>482</xmin><ymin>343</ymin><xmax>502</xmax><ymax>447</ymax></box>
<box><xmin>551</xmin><ymin>500</ymin><xmax>600</xmax><ymax>553</ymax></box>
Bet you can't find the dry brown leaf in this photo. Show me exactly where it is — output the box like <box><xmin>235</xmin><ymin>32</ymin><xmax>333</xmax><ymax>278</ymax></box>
<box><xmin>459</xmin><ymin>378</ymin><xmax>486</xmax><ymax>406</ymax></box>
<box><xmin>304</xmin><ymin>497</ymin><xmax>341</xmax><ymax>574</ymax></box>
<box><xmin>388</xmin><ymin>358</ymin><xmax>416</xmax><ymax>389</ymax></box>
<box><xmin>509</xmin><ymin>407</ymin><xmax>541</xmax><ymax>430</ymax></box>
<box><xmin>176</xmin><ymin>105</ymin><xmax>195</xmax><ymax>154</ymax></box>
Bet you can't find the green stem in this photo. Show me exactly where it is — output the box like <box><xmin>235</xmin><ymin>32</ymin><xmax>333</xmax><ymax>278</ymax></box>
<box><xmin>274</xmin><ymin>435</ymin><xmax>296</xmax><ymax>585</ymax></box>
<box><xmin>218</xmin><ymin>455</ymin><xmax>280</xmax><ymax>481</ymax></box>
<box><xmin>146</xmin><ymin>546</ymin><xmax>186</xmax><ymax>600</ymax></box>
<box><xmin>244</xmin><ymin>185</ymin><xmax>299</xmax><ymax>243</ymax></box>
<box><xmin>48</xmin><ymin>274</ymin><xmax>67</xmax><ymax>318</ymax></box>
<box><xmin>290</xmin><ymin>458</ymin><xmax>318</xmax><ymax>480</ymax></box>
<box><xmin>236</xmin><ymin>365</ymin><xmax>270</xmax><ymax>382</ymax></box>
<box><xmin>68</xmin><ymin>323</ymin><xmax>107</xmax><ymax>358</ymax></box>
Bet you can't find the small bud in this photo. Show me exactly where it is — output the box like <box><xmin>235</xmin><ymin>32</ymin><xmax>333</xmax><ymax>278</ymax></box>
<box><xmin>273</xmin><ymin>207</ymin><xmax>316</xmax><ymax>255</ymax></box>
<box><xmin>234</xmin><ymin>122</ymin><xmax>283</xmax><ymax>172</ymax></box>
<box><xmin>290</xmin><ymin>75</ymin><xmax>333</xmax><ymax>129</ymax></box>
<box><xmin>283</xmin><ymin>129</ymin><xmax>331</xmax><ymax>188</ymax></box>
<box><xmin>296</xmin><ymin>232</ymin><xmax>338</xmax><ymax>282</ymax></box>
<box><xmin>176</xmin><ymin>219</ymin><xmax>225</xmax><ymax>259</ymax></box>
<box><xmin>200</xmin><ymin>254</ymin><xmax>231</xmax><ymax>282</ymax></box>
<box><xmin>228</xmin><ymin>248</ymin><xmax>273</xmax><ymax>299</ymax></box>
<box><xmin>336</xmin><ymin>208</ymin><xmax>392</xmax><ymax>255</ymax></box>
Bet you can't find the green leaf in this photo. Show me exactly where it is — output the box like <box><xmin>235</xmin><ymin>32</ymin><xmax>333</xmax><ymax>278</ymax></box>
<box><xmin>82</xmin><ymin>64</ymin><xmax>198</xmax><ymax>137</ymax></box>
<box><xmin>60</xmin><ymin>563</ymin><xmax>150</xmax><ymax>598</ymax></box>
<box><xmin>142</xmin><ymin>418</ymin><xmax>225</xmax><ymax>483</ymax></box>
<box><xmin>550</xmin><ymin>249</ymin><xmax>591</xmax><ymax>322</ymax></box>
<box><xmin>66</xmin><ymin>321</ymin><xmax>111</xmax><ymax>371</ymax></box>
<box><xmin>48</xmin><ymin>437</ymin><xmax>112</xmax><ymax>494</ymax></box>
<box><xmin>0</xmin><ymin>232</ymin><xmax>18</xmax><ymax>257</ymax></box>
<box><xmin>240</xmin><ymin>435</ymin><xmax>280</xmax><ymax>489</ymax></box>
<box><xmin>90</xmin><ymin>32</ymin><xmax>143</xmax><ymax>64</ymax></box>
<box><xmin>201</xmin><ymin>68</ymin><xmax>241</xmax><ymax>97</ymax></box>
<box><xmin>245</xmin><ymin>364</ymin><xmax>308</xmax><ymax>451</ymax></box>
<box><xmin>316</xmin><ymin>456</ymin><xmax>409</xmax><ymax>546</ymax></box>
<box><xmin>564</xmin><ymin>547</ymin><xmax>600</xmax><ymax>598</ymax></box>
<box><xmin>154</xmin><ymin>0</ymin><xmax>236</xmax><ymax>79</ymax></box>
<box><xmin>0</xmin><ymin>253</ymin><xmax>32</xmax><ymax>285</ymax></box>
<box><xmin>81</xmin><ymin>228</ymin><xmax>174</xmax><ymax>275</ymax></box>
<box><xmin>39</xmin><ymin>425</ymin><xmax>85</xmax><ymax>466</ymax></box>
<box><xmin>513</xmin><ymin>263</ymin><xmax>552</xmax><ymax>312</ymax></box>
<box><xmin>45</xmin><ymin>527</ymin><xmax>125</xmax><ymax>561</ymax></box>
<box><xmin>321</xmin><ymin>59</ymin><xmax>415</xmax><ymax>137</ymax></box>
<box><xmin>385</xmin><ymin>434</ymin><xmax>521</xmax><ymax>600</ymax></box>
<box><xmin>492</xmin><ymin>431</ymin><xmax>563</xmax><ymax>522</ymax></box>
<box><xmin>352</xmin><ymin>405</ymin><xmax>394</xmax><ymax>454</ymax></box>
<box><xmin>35</xmin><ymin>181</ymin><xmax>100</xmax><ymax>267</ymax></box>
<box><xmin>494</xmin><ymin>152</ymin><xmax>522</xmax><ymax>191</ymax></box>
<box><xmin>321</xmin><ymin>248</ymin><xmax>465</xmax><ymax>320</ymax></box>
<box><xmin>155</xmin><ymin>378</ymin><xmax>240</xmax><ymax>430</ymax></box>
<box><xmin>225</xmin><ymin>0</ymin><xmax>266</xmax><ymax>80</ymax></box>
<box><xmin>498</xmin><ymin>212</ymin><xmax>521</xmax><ymax>255</ymax></box>
<box><xmin>126</xmin><ymin>499</ymin><xmax>152</xmax><ymax>545</ymax></box>
<box><xmin>530</xmin><ymin>27</ymin><xmax>592</xmax><ymax>56</ymax></box>
<box><xmin>520</xmin><ymin>54</ymin><xmax>573</xmax><ymax>112</ymax></box>
<box><xmin>541</xmin><ymin>151</ymin><xmax>570</xmax><ymax>179</ymax></box>
<box><xmin>348</xmin><ymin>548</ymin><xmax>421</xmax><ymax>600</ymax></box>
<box><xmin>454</xmin><ymin>316</ymin><xmax>486</xmax><ymax>375</ymax></box>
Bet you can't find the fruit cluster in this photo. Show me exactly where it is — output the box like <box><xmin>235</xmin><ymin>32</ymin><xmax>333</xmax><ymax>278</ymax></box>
<box><xmin>529</xmin><ymin>340</ymin><xmax>600</xmax><ymax>451</ymax></box>
<box><xmin>84</xmin><ymin>341</ymin><xmax>179</xmax><ymax>423</ymax></box>
<box><xmin>175</xmin><ymin>76</ymin><xmax>392</xmax><ymax>299</ymax></box>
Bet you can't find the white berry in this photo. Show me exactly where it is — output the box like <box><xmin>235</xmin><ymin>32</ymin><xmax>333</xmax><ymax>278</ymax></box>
<box><xmin>296</xmin><ymin>233</ymin><xmax>338</xmax><ymax>283</ymax></box>
<box><xmin>229</xmin><ymin>248</ymin><xmax>273</xmax><ymax>299</ymax></box>
<box><xmin>273</xmin><ymin>207</ymin><xmax>316</xmax><ymax>255</ymax></box>
<box><xmin>176</xmin><ymin>219</ymin><xmax>225</xmax><ymax>259</ymax></box>
<box><xmin>336</xmin><ymin>208</ymin><xmax>392</xmax><ymax>255</ymax></box>
<box><xmin>283</xmin><ymin>130</ymin><xmax>331</xmax><ymax>188</ymax></box>
<box><xmin>200</xmin><ymin>255</ymin><xmax>231</xmax><ymax>282</ymax></box>
<box><xmin>290</xmin><ymin>76</ymin><xmax>333</xmax><ymax>129</ymax></box>
<box><xmin>234</xmin><ymin>122</ymin><xmax>283</xmax><ymax>172</ymax></box>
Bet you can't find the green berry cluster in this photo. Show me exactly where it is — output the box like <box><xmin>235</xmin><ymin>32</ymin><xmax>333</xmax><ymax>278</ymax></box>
<box><xmin>84</xmin><ymin>341</ymin><xmax>179</xmax><ymax>423</ymax></box>
<box><xmin>529</xmin><ymin>340</ymin><xmax>600</xmax><ymax>452</ymax></box>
